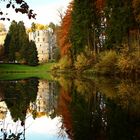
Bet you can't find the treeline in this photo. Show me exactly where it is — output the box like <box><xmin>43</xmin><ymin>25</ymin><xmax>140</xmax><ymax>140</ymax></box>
<box><xmin>4</xmin><ymin>20</ymin><xmax>38</xmax><ymax>66</ymax></box>
<box><xmin>55</xmin><ymin>0</ymin><xmax>140</xmax><ymax>75</ymax></box>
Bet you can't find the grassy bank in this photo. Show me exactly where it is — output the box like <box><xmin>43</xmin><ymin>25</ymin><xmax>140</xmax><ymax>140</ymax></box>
<box><xmin>0</xmin><ymin>63</ymin><xmax>55</xmax><ymax>80</ymax></box>
<box><xmin>0</xmin><ymin>63</ymin><xmax>55</xmax><ymax>73</ymax></box>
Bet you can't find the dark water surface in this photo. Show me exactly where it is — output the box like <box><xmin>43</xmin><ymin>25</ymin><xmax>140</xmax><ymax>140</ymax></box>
<box><xmin>0</xmin><ymin>76</ymin><xmax>139</xmax><ymax>140</ymax></box>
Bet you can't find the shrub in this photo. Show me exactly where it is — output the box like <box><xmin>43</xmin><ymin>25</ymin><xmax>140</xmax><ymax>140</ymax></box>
<box><xmin>95</xmin><ymin>50</ymin><xmax>118</xmax><ymax>74</ymax></box>
<box><xmin>74</xmin><ymin>53</ymin><xmax>88</xmax><ymax>70</ymax></box>
<box><xmin>58</xmin><ymin>55</ymin><xmax>72</xmax><ymax>70</ymax></box>
<box><xmin>74</xmin><ymin>52</ymin><xmax>95</xmax><ymax>71</ymax></box>
<box><xmin>117</xmin><ymin>52</ymin><xmax>140</xmax><ymax>74</ymax></box>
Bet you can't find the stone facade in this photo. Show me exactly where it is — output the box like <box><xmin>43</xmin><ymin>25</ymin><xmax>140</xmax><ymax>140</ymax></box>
<box><xmin>28</xmin><ymin>29</ymin><xmax>56</xmax><ymax>63</ymax></box>
<box><xmin>0</xmin><ymin>31</ymin><xmax>6</xmax><ymax>45</ymax></box>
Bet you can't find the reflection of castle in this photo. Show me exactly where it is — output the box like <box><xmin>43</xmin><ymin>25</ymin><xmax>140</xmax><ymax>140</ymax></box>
<box><xmin>30</xmin><ymin>80</ymin><xmax>57</xmax><ymax>117</ymax></box>
<box><xmin>0</xmin><ymin>101</ymin><xmax>7</xmax><ymax>119</ymax></box>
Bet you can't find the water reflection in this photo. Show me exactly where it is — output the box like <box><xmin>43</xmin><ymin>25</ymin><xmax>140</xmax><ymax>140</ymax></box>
<box><xmin>54</xmin><ymin>76</ymin><xmax>140</xmax><ymax>140</ymax></box>
<box><xmin>0</xmin><ymin>79</ymin><xmax>69</xmax><ymax>140</ymax></box>
<box><xmin>0</xmin><ymin>76</ymin><xmax>139</xmax><ymax>140</ymax></box>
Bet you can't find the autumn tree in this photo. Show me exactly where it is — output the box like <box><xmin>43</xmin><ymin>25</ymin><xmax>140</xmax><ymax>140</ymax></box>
<box><xmin>57</xmin><ymin>2</ymin><xmax>73</xmax><ymax>57</ymax></box>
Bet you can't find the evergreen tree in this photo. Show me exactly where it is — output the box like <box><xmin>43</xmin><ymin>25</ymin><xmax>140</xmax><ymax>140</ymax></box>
<box><xmin>4</xmin><ymin>20</ymin><xmax>18</xmax><ymax>62</ymax></box>
<box><xmin>4</xmin><ymin>20</ymin><xmax>38</xmax><ymax>65</ymax></box>
<box><xmin>4</xmin><ymin>33</ymin><xmax>11</xmax><ymax>60</ymax></box>
<box><xmin>27</xmin><ymin>40</ymin><xmax>38</xmax><ymax>66</ymax></box>
<box><xmin>70</xmin><ymin>0</ymin><xmax>100</xmax><ymax>57</ymax></box>
<box><xmin>105</xmin><ymin>0</ymin><xmax>134</xmax><ymax>49</ymax></box>
<box><xmin>18</xmin><ymin>21</ymin><xmax>30</xmax><ymax>63</ymax></box>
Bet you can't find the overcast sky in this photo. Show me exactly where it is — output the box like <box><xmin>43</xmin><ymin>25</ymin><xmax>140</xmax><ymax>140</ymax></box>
<box><xmin>0</xmin><ymin>0</ymin><xmax>71</xmax><ymax>29</ymax></box>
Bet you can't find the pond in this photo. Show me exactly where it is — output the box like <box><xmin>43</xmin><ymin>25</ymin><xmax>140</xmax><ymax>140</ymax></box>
<box><xmin>0</xmin><ymin>75</ymin><xmax>139</xmax><ymax>140</ymax></box>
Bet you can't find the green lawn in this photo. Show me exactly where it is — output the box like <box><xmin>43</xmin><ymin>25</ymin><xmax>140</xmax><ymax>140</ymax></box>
<box><xmin>0</xmin><ymin>63</ymin><xmax>55</xmax><ymax>80</ymax></box>
<box><xmin>0</xmin><ymin>63</ymin><xmax>55</xmax><ymax>72</ymax></box>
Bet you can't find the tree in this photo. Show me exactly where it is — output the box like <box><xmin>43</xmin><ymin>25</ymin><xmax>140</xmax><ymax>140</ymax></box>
<box><xmin>105</xmin><ymin>0</ymin><xmax>135</xmax><ymax>49</ymax></box>
<box><xmin>18</xmin><ymin>21</ymin><xmax>29</xmax><ymax>62</ymax></box>
<box><xmin>4</xmin><ymin>20</ymin><xmax>38</xmax><ymax>65</ymax></box>
<box><xmin>49</xmin><ymin>22</ymin><xmax>56</xmax><ymax>33</ymax></box>
<box><xmin>6</xmin><ymin>20</ymin><xmax>18</xmax><ymax>62</ymax></box>
<box><xmin>0</xmin><ymin>0</ymin><xmax>36</xmax><ymax>20</ymax></box>
<box><xmin>70</xmin><ymin>0</ymin><xmax>100</xmax><ymax>57</ymax></box>
<box><xmin>31</xmin><ymin>22</ymin><xmax>36</xmax><ymax>32</ymax></box>
<box><xmin>27</xmin><ymin>40</ymin><xmax>38</xmax><ymax>66</ymax></box>
<box><xmin>57</xmin><ymin>2</ymin><xmax>73</xmax><ymax>57</ymax></box>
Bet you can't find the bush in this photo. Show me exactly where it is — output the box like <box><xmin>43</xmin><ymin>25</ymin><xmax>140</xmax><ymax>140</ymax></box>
<box><xmin>58</xmin><ymin>55</ymin><xmax>72</xmax><ymax>70</ymax></box>
<box><xmin>74</xmin><ymin>52</ymin><xmax>95</xmax><ymax>71</ymax></box>
<box><xmin>95</xmin><ymin>50</ymin><xmax>118</xmax><ymax>74</ymax></box>
<box><xmin>117</xmin><ymin>52</ymin><xmax>140</xmax><ymax>74</ymax></box>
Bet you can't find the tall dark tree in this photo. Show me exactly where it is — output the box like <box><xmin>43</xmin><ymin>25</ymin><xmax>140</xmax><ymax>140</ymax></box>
<box><xmin>27</xmin><ymin>40</ymin><xmax>38</xmax><ymax>66</ymax></box>
<box><xmin>18</xmin><ymin>21</ymin><xmax>29</xmax><ymax>63</ymax></box>
<box><xmin>70</xmin><ymin>0</ymin><xmax>100</xmax><ymax>57</ymax></box>
<box><xmin>4</xmin><ymin>20</ymin><xmax>38</xmax><ymax>65</ymax></box>
<box><xmin>105</xmin><ymin>0</ymin><xmax>135</xmax><ymax>49</ymax></box>
<box><xmin>5</xmin><ymin>20</ymin><xmax>18</xmax><ymax>62</ymax></box>
<box><xmin>4</xmin><ymin>33</ymin><xmax>11</xmax><ymax>59</ymax></box>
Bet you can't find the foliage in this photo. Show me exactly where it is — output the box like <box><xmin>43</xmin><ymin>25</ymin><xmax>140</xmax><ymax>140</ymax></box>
<box><xmin>53</xmin><ymin>47</ymin><xmax>60</xmax><ymax>62</ymax></box>
<box><xmin>0</xmin><ymin>0</ymin><xmax>36</xmax><ymax>20</ymax></box>
<box><xmin>132</xmin><ymin>0</ymin><xmax>140</xmax><ymax>24</ymax></box>
<box><xmin>55</xmin><ymin>0</ymin><xmax>140</xmax><ymax>75</ymax></box>
<box><xmin>57</xmin><ymin>2</ymin><xmax>72</xmax><ymax>57</ymax></box>
<box><xmin>4</xmin><ymin>20</ymin><xmax>38</xmax><ymax>65</ymax></box>
<box><xmin>27</xmin><ymin>41</ymin><xmax>38</xmax><ymax>66</ymax></box>
<box><xmin>74</xmin><ymin>50</ymin><xmax>95</xmax><ymax>71</ymax></box>
<box><xmin>105</xmin><ymin>0</ymin><xmax>135</xmax><ymax>48</ymax></box>
<box><xmin>117</xmin><ymin>48</ymin><xmax>140</xmax><ymax>74</ymax></box>
<box><xmin>95</xmin><ymin>50</ymin><xmax>118</xmax><ymax>74</ymax></box>
<box><xmin>1</xmin><ymin>78</ymin><xmax>38</xmax><ymax>122</ymax></box>
<box><xmin>70</xmin><ymin>0</ymin><xmax>100</xmax><ymax>56</ymax></box>
<box><xmin>58</xmin><ymin>55</ymin><xmax>72</xmax><ymax>70</ymax></box>
<box><xmin>27</xmin><ymin>22</ymin><xmax>48</xmax><ymax>32</ymax></box>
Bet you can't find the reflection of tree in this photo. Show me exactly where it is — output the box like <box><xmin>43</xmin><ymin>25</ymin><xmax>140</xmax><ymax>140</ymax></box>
<box><xmin>1</xmin><ymin>78</ymin><xmax>38</xmax><ymax>122</ymax></box>
<box><xmin>56</xmin><ymin>77</ymin><xmax>73</xmax><ymax>139</ymax></box>
<box><xmin>56</xmin><ymin>75</ymin><xmax>140</xmax><ymax>140</ymax></box>
<box><xmin>93</xmin><ymin>77</ymin><xmax>140</xmax><ymax>140</ymax></box>
<box><xmin>70</xmin><ymin>81</ymin><xmax>107</xmax><ymax>140</ymax></box>
<box><xmin>0</xmin><ymin>78</ymin><xmax>39</xmax><ymax>140</ymax></box>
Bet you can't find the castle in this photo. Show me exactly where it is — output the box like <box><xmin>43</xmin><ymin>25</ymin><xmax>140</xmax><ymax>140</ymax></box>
<box><xmin>28</xmin><ymin>29</ymin><xmax>56</xmax><ymax>63</ymax></box>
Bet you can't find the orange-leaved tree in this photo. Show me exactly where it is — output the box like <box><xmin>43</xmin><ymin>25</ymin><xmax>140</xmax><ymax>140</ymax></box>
<box><xmin>57</xmin><ymin>2</ymin><xmax>73</xmax><ymax>57</ymax></box>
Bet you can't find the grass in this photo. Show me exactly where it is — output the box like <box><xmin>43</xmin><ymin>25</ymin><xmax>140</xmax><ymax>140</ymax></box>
<box><xmin>0</xmin><ymin>63</ymin><xmax>55</xmax><ymax>72</ymax></box>
<box><xmin>0</xmin><ymin>63</ymin><xmax>55</xmax><ymax>80</ymax></box>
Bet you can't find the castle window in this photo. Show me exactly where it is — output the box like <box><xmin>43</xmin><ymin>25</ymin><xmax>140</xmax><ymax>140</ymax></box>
<box><xmin>43</xmin><ymin>38</ymin><xmax>45</xmax><ymax>42</ymax></box>
<box><xmin>38</xmin><ymin>38</ymin><xmax>40</xmax><ymax>42</ymax></box>
<box><xmin>38</xmin><ymin>31</ymin><xmax>39</xmax><ymax>36</ymax></box>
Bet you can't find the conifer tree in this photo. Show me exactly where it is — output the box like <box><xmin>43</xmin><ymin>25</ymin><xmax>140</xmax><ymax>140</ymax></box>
<box><xmin>105</xmin><ymin>0</ymin><xmax>134</xmax><ymax>49</ymax></box>
<box><xmin>27</xmin><ymin>41</ymin><xmax>38</xmax><ymax>66</ymax></box>
<box><xmin>70</xmin><ymin>0</ymin><xmax>100</xmax><ymax>57</ymax></box>
<box><xmin>4</xmin><ymin>20</ymin><xmax>38</xmax><ymax>65</ymax></box>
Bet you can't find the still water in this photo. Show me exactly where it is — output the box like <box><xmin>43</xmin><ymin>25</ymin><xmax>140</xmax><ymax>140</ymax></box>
<box><xmin>0</xmin><ymin>76</ymin><xmax>139</xmax><ymax>140</ymax></box>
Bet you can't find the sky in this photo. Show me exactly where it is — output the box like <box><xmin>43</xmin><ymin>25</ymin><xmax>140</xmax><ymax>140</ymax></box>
<box><xmin>0</xmin><ymin>0</ymin><xmax>71</xmax><ymax>29</ymax></box>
